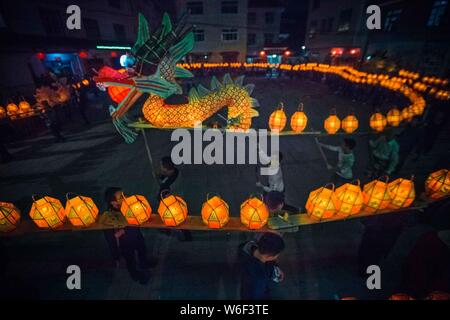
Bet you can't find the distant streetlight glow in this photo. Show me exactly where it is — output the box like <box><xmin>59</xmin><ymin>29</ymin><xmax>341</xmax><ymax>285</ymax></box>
<box><xmin>259</xmin><ymin>50</ymin><xmax>266</xmax><ymax>56</ymax></box>
<box><xmin>301</xmin><ymin>45</ymin><xmax>306</xmax><ymax>50</ymax></box>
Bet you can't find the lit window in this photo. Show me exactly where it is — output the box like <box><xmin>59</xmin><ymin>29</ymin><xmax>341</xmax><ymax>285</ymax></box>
<box><xmin>384</xmin><ymin>9</ymin><xmax>402</xmax><ymax>31</ymax></box>
<box><xmin>187</xmin><ymin>2</ymin><xmax>203</xmax><ymax>15</ymax></box>
<box><xmin>428</xmin><ymin>0</ymin><xmax>448</xmax><ymax>26</ymax></box>
<box><xmin>222</xmin><ymin>28</ymin><xmax>238</xmax><ymax>41</ymax></box>
<box><xmin>194</xmin><ymin>29</ymin><xmax>204</xmax><ymax>42</ymax></box>
<box><xmin>221</xmin><ymin>1</ymin><xmax>238</xmax><ymax>14</ymax></box>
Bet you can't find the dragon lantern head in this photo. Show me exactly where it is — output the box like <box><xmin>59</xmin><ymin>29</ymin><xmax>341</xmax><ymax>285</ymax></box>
<box><xmin>94</xmin><ymin>12</ymin><xmax>194</xmax><ymax>118</ymax></box>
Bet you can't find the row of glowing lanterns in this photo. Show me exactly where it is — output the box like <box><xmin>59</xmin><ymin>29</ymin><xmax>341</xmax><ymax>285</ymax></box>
<box><xmin>268</xmin><ymin>103</ymin><xmax>419</xmax><ymax>134</ymax></box>
<box><xmin>0</xmin><ymin>80</ymin><xmax>89</xmax><ymax>120</ymax></box>
<box><xmin>1</xmin><ymin>169</ymin><xmax>449</xmax><ymax>233</ymax></box>
<box><xmin>178</xmin><ymin>62</ymin><xmax>450</xmax><ymax>102</ymax></box>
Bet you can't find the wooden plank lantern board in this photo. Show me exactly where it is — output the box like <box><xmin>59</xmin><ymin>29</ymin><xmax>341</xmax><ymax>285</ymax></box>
<box><xmin>0</xmin><ymin>195</ymin><xmax>440</xmax><ymax>237</ymax></box>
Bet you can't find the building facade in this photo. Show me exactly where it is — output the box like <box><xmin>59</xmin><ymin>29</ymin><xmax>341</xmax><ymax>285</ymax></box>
<box><xmin>0</xmin><ymin>0</ymin><xmax>160</xmax><ymax>98</ymax></box>
<box><xmin>175</xmin><ymin>0</ymin><xmax>285</xmax><ymax>63</ymax></box>
<box><xmin>175</xmin><ymin>0</ymin><xmax>249</xmax><ymax>62</ymax></box>
<box><xmin>364</xmin><ymin>0</ymin><xmax>450</xmax><ymax>76</ymax></box>
<box><xmin>246</xmin><ymin>0</ymin><xmax>285</xmax><ymax>60</ymax></box>
<box><xmin>304</xmin><ymin>0</ymin><xmax>450</xmax><ymax>76</ymax></box>
<box><xmin>304</xmin><ymin>0</ymin><xmax>367</xmax><ymax>64</ymax></box>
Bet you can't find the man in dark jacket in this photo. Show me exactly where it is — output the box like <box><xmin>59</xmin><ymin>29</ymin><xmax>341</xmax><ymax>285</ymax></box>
<box><xmin>238</xmin><ymin>232</ymin><xmax>285</xmax><ymax>300</ymax></box>
<box><xmin>103</xmin><ymin>187</ymin><xmax>156</xmax><ymax>284</ymax></box>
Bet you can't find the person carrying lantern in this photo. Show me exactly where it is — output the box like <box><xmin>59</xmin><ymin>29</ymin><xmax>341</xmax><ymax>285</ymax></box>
<box><xmin>256</xmin><ymin>151</ymin><xmax>300</xmax><ymax>213</ymax></box>
<box><xmin>366</xmin><ymin>130</ymin><xmax>399</xmax><ymax>177</ymax></box>
<box><xmin>157</xmin><ymin>156</ymin><xmax>192</xmax><ymax>241</ymax></box>
<box><xmin>102</xmin><ymin>187</ymin><xmax>156</xmax><ymax>284</ymax></box>
<box><xmin>316</xmin><ymin>138</ymin><xmax>356</xmax><ymax>185</ymax></box>
<box><xmin>238</xmin><ymin>232</ymin><xmax>285</xmax><ymax>300</ymax></box>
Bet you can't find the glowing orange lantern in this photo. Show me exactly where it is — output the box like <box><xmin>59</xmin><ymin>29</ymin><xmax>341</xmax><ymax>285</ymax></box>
<box><xmin>120</xmin><ymin>194</ymin><xmax>152</xmax><ymax>225</ymax></box>
<box><xmin>387</xmin><ymin>177</ymin><xmax>415</xmax><ymax>209</ymax></box>
<box><xmin>158</xmin><ymin>194</ymin><xmax>188</xmax><ymax>226</ymax></box>
<box><xmin>369</xmin><ymin>112</ymin><xmax>387</xmax><ymax>132</ymax></box>
<box><xmin>341</xmin><ymin>114</ymin><xmax>359</xmax><ymax>133</ymax></box>
<box><xmin>18</xmin><ymin>101</ymin><xmax>32</xmax><ymax>117</ymax></box>
<box><xmin>335</xmin><ymin>180</ymin><xmax>365</xmax><ymax>217</ymax></box>
<box><xmin>305</xmin><ymin>184</ymin><xmax>340</xmax><ymax>220</ymax></box>
<box><xmin>324</xmin><ymin>110</ymin><xmax>341</xmax><ymax>134</ymax></box>
<box><xmin>65</xmin><ymin>195</ymin><xmax>99</xmax><ymax>227</ymax></box>
<box><xmin>386</xmin><ymin>108</ymin><xmax>402</xmax><ymax>127</ymax></box>
<box><xmin>240</xmin><ymin>196</ymin><xmax>269</xmax><ymax>229</ymax></box>
<box><xmin>6</xmin><ymin>103</ymin><xmax>19</xmax><ymax>117</ymax></box>
<box><xmin>201</xmin><ymin>195</ymin><xmax>230</xmax><ymax>229</ymax></box>
<box><xmin>362</xmin><ymin>177</ymin><xmax>391</xmax><ymax>213</ymax></box>
<box><xmin>290</xmin><ymin>103</ymin><xmax>308</xmax><ymax>132</ymax></box>
<box><xmin>425</xmin><ymin>169</ymin><xmax>450</xmax><ymax>199</ymax></box>
<box><xmin>401</xmin><ymin>107</ymin><xmax>413</xmax><ymax>122</ymax></box>
<box><xmin>0</xmin><ymin>106</ymin><xmax>6</xmax><ymax>119</ymax></box>
<box><xmin>108</xmin><ymin>86</ymin><xmax>131</xmax><ymax>103</ymax></box>
<box><xmin>389</xmin><ymin>293</ymin><xmax>415</xmax><ymax>300</ymax></box>
<box><xmin>29</xmin><ymin>196</ymin><xmax>66</xmax><ymax>229</ymax></box>
<box><xmin>82</xmin><ymin>79</ymin><xmax>90</xmax><ymax>86</ymax></box>
<box><xmin>0</xmin><ymin>202</ymin><xmax>21</xmax><ymax>232</ymax></box>
<box><xmin>269</xmin><ymin>103</ymin><xmax>287</xmax><ymax>133</ymax></box>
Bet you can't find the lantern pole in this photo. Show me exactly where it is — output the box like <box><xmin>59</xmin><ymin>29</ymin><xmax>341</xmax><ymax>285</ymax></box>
<box><xmin>314</xmin><ymin>137</ymin><xmax>331</xmax><ymax>169</ymax></box>
<box><xmin>141</xmin><ymin>128</ymin><xmax>157</xmax><ymax>180</ymax></box>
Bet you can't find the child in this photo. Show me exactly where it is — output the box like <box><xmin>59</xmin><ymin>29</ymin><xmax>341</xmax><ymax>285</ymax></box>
<box><xmin>256</xmin><ymin>151</ymin><xmax>284</xmax><ymax>193</ymax></box>
<box><xmin>157</xmin><ymin>156</ymin><xmax>179</xmax><ymax>198</ymax></box>
<box><xmin>367</xmin><ymin>130</ymin><xmax>399</xmax><ymax>177</ymax></box>
<box><xmin>238</xmin><ymin>232</ymin><xmax>285</xmax><ymax>300</ymax></box>
<box><xmin>317</xmin><ymin>138</ymin><xmax>356</xmax><ymax>184</ymax></box>
<box><xmin>103</xmin><ymin>187</ymin><xmax>155</xmax><ymax>284</ymax></box>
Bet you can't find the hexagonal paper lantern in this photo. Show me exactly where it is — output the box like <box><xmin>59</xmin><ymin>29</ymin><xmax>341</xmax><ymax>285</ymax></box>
<box><xmin>158</xmin><ymin>194</ymin><xmax>188</xmax><ymax>226</ymax></box>
<box><xmin>18</xmin><ymin>101</ymin><xmax>32</xmax><ymax>115</ymax></box>
<box><xmin>201</xmin><ymin>195</ymin><xmax>230</xmax><ymax>229</ymax></box>
<box><xmin>6</xmin><ymin>103</ymin><xmax>19</xmax><ymax>117</ymax></box>
<box><xmin>290</xmin><ymin>103</ymin><xmax>308</xmax><ymax>133</ymax></box>
<box><xmin>387</xmin><ymin>178</ymin><xmax>415</xmax><ymax>209</ymax></box>
<box><xmin>425</xmin><ymin>169</ymin><xmax>450</xmax><ymax>199</ymax></box>
<box><xmin>386</xmin><ymin>108</ymin><xmax>402</xmax><ymax>127</ymax></box>
<box><xmin>305</xmin><ymin>184</ymin><xmax>340</xmax><ymax>220</ymax></box>
<box><xmin>335</xmin><ymin>180</ymin><xmax>365</xmax><ymax>217</ymax></box>
<box><xmin>341</xmin><ymin>114</ymin><xmax>359</xmax><ymax>133</ymax></box>
<box><xmin>65</xmin><ymin>195</ymin><xmax>99</xmax><ymax>227</ymax></box>
<box><xmin>324</xmin><ymin>112</ymin><xmax>341</xmax><ymax>134</ymax></box>
<box><xmin>0</xmin><ymin>202</ymin><xmax>21</xmax><ymax>232</ymax></box>
<box><xmin>240</xmin><ymin>197</ymin><xmax>269</xmax><ymax>230</ymax></box>
<box><xmin>269</xmin><ymin>103</ymin><xmax>287</xmax><ymax>133</ymax></box>
<box><xmin>29</xmin><ymin>196</ymin><xmax>66</xmax><ymax>229</ymax></box>
<box><xmin>120</xmin><ymin>194</ymin><xmax>152</xmax><ymax>225</ymax></box>
<box><xmin>369</xmin><ymin>112</ymin><xmax>387</xmax><ymax>132</ymax></box>
<box><xmin>362</xmin><ymin>177</ymin><xmax>391</xmax><ymax>213</ymax></box>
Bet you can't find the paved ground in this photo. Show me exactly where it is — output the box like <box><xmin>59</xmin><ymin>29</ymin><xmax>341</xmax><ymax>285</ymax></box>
<box><xmin>1</xmin><ymin>75</ymin><xmax>449</xmax><ymax>299</ymax></box>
